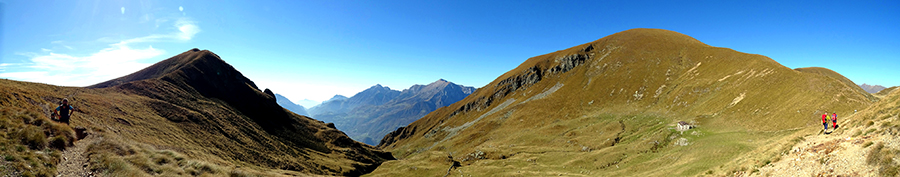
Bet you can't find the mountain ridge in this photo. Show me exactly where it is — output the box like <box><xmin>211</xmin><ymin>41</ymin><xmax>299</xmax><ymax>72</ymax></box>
<box><xmin>371</xmin><ymin>28</ymin><xmax>872</xmax><ymax>176</ymax></box>
<box><xmin>859</xmin><ymin>83</ymin><xmax>888</xmax><ymax>93</ymax></box>
<box><xmin>310</xmin><ymin>79</ymin><xmax>475</xmax><ymax>145</ymax></box>
<box><xmin>1</xmin><ymin>49</ymin><xmax>394</xmax><ymax>176</ymax></box>
<box><xmin>275</xmin><ymin>93</ymin><xmax>309</xmax><ymax>116</ymax></box>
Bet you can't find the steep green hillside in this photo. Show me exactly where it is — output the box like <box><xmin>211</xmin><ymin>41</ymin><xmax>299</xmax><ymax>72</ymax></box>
<box><xmin>371</xmin><ymin>29</ymin><xmax>872</xmax><ymax>176</ymax></box>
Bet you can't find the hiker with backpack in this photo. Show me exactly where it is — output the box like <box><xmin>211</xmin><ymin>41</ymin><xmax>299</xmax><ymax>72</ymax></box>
<box><xmin>822</xmin><ymin>113</ymin><xmax>828</xmax><ymax>131</ymax></box>
<box><xmin>54</xmin><ymin>98</ymin><xmax>75</xmax><ymax>125</ymax></box>
<box><xmin>832</xmin><ymin>112</ymin><xmax>838</xmax><ymax>129</ymax></box>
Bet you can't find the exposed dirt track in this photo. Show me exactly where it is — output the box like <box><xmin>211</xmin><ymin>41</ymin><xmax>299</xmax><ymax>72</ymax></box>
<box><xmin>57</xmin><ymin>134</ymin><xmax>99</xmax><ymax>177</ymax></box>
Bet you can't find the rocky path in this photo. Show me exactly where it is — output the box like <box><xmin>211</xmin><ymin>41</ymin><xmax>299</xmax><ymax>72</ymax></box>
<box><xmin>751</xmin><ymin>125</ymin><xmax>896</xmax><ymax>177</ymax></box>
<box><xmin>57</xmin><ymin>134</ymin><xmax>99</xmax><ymax>177</ymax></box>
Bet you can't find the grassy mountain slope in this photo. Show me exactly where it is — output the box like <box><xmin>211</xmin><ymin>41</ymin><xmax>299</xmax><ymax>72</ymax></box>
<box><xmin>875</xmin><ymin>86</ymin><xmax>898</xmax><ymax>98</ymax></box>
<box><xmin>794</xmin><ymin>67</ymin><xmax>876</xmax><ymax>102</ymax></box>
<box><xmin>1</xmin><ymin>49</ymin><xmax>393</xmax><ymax>176</ymax></box>
<box><xmin>755</xmin><ymin>81</ymin><xmax>900</xmax><ymax>176</ymax></box>
<box><xmin>371</xmin><ymin>29</ymin><xmax>872</xmax><ymax>176</ymax></box>
<box><xmin>0</xmin><ymin>86</ymin><xmax>77</xmax><ymax>176</ymax></box>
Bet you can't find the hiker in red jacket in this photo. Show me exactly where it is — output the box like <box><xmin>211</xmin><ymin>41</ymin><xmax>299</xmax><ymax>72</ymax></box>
<box><xmin>832</xmin><ymin>112</ymin><xmax>838</xmax><ymax>129</ymax></box>
<box><xmin>822</xmin><ymin>113</ymin><xmax>828</xmax><ymax>131</ymax></box>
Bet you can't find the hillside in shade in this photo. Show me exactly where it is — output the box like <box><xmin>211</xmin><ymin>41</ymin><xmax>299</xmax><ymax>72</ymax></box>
<box><xmin>1</xmin><ymin>49</ymin><xmax>393</xmax><ymax>176</ymax></box>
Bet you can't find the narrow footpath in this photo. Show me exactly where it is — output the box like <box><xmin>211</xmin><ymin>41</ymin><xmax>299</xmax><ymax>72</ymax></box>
<box><xmin>57</xmin><ymin>134</ymin><xmax>99</xmax><ymax>177</ymax></box>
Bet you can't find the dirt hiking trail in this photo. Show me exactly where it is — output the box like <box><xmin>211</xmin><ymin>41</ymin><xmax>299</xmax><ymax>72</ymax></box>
<box><xmin>751</xmin><ymin>117</ymin><xmax>899</xmax><ymax>177</ymax></box>
<box><xmin>57</xmin><ymin>134</ymin><xmax>99</xmax><ymax>177</ymax></box>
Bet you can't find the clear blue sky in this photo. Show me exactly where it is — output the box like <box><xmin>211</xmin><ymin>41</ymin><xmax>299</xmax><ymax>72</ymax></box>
<box><xmin>1</xmin><ymin>0</ymin><xmax>898</xmax><ymax>106</ymax></box>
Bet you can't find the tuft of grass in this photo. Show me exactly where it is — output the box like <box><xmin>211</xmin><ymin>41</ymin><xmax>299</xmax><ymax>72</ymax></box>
<box><xmin>866</xmin><ymin>142</ymin><xmax>884</xmax><ymax>165</ymax></box>
<box><xmin>85</xmin><ymin>136</ymin><xmax>236</xmax><ymax>177</ymax></box>
<box><xmin>45</xmin><ymin>122</ymin><xmax>75</xmax><ymax>146</ymax></box>
<box><xmin>881</xmin><ymin>122</ymin><xmax>893</xmax><ymax>128</ymax></box>
<box><xmin>885</xmin><ymin>165</ymin><xmax>900</xmax><ymax>177</ymax></box>
<box><xmin>184</xmin><ymin>160</ymin><xmax>221</xmax><ymax>176</ymax></box>
<box><xmin>152</xmin><ymin>154</ymin><xmax>171</xmax><ymax>165</ymax></box>
<box><xmin>865</xmin><ymin>142</ymin><xmax>900</xmax><ymax>176</ymax></box>
<box><xmin>865</xmin><ymin>128</ymin><xmax>877</xmax><ymax>135</ymax></box>
<box><xmin>125</xmin><ymin>152</ymin><xmax>154</xmax><ymax>174</ymax></box>
<box><xmin>771</xmin><ymin>156</ymin><xmax>781</xmax><ymax>164</ymax></box>
<box><xmin>16</xmin><ymin>113</ymin><xmax>34</xmax><ymax>125</ymax></box>
<box><xmin>87</xmin><ymin>138</ymin><xmax>135</xmax><ymax>156</ymax></box>
<box><xmin>49</xmin><ymin>135</ymin><xmax>68</xmax><ymax>150</ymax></box>
<box><xmin>864</xmin><ymin>141</ymin><xmax>874</xmax><ymax>148</ymax></box>
<box><xmin>102</xmin><ymin>156</ymin><xmax>143</xmax><ymax>177</ymax></box>
<box><xmin>21</xmin><ymin>125</ymin><xmax>47</xmax><ymax>150</ymax></box>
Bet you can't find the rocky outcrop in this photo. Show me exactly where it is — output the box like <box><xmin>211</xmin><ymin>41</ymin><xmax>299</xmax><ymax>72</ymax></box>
<box><xmin>444</xmin><ymin>50</ymin><xmax>591</xmax><ymax>120</ymax></box>
<box><xmin>381</xmin><ymin>45</ymin><xmax>594</xmax><ymax>148</ymax></box>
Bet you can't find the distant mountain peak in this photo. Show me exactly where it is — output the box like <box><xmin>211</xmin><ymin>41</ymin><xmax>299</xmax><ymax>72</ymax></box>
<box><xmin>860</xmin><ymin>83</ymin><xmax>887</xmax><ymax>93</ymax></box>
<box><xmin>275</xmin><ymin>93</ymin><xmax>309</xmax><ymax>116</ymax></box>
<box><xmin>369</xmin><ymin>84</ymin><xmax>393</xmax><ymax>90</ymax></box>
<box><xmin>328</xmin><ymin>95</ymin><xmax>349</xmax><ymax>101</ymax></box>
<box><xmin>308</xmin><ymin>79</ymin><xmax>476</xmax><ymax>146</ymax></box>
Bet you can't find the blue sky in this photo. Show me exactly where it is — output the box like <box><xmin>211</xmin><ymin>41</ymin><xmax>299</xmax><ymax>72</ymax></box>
<box><xmin>1</xmin><ymin>1</ymin><xmax>898</xmax><ymax>107</ymax></box>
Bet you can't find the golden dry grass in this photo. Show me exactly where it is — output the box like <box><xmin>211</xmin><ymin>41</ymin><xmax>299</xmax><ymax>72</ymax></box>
<box><xmin>372</xmin><ymin>29</ymin><xmax>873</xmax><ymax>176</ymax></box>
<box><xmin>747</xmin><ymin>81</ymin><xmax>900</xmax><ymax>176</ymax></box>
<box><xmin>0</xmin><ymin>87</ymin><xmax>76</xmax><ymax>177</ymax></box>
<box><xmin>0</xmin><ymin>49</ymin><xmax>393</xmax><ymax>176</ymax></box>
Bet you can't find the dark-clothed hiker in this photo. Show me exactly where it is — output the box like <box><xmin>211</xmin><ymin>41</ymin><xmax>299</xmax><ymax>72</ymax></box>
<box><xmin>54</xmin><ymin>98</ymin><xmax>75</xmax><ymax>125</ymax></box>
<box><xmin>822</xmin><ymin>113</ymin><xmax>828</xmax><ymax>131</ymax></box>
